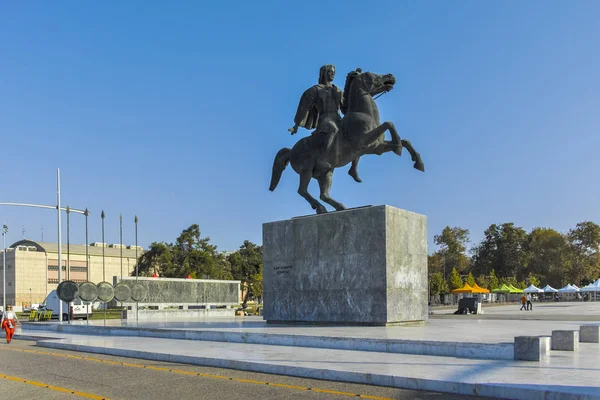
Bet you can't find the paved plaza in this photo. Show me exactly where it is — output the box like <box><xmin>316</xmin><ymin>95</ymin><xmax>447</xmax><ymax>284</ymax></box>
<box><xmin>16</xmin><ymin>301</ymin><xmax>600</xmax><ymax>399</ymax></box>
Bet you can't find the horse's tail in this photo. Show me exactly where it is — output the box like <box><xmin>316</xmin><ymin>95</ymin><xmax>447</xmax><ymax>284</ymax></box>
<box><xmin>269</xmin><ymin>148</ymin><xmax>291</xmax><ymax>191</ymax></box>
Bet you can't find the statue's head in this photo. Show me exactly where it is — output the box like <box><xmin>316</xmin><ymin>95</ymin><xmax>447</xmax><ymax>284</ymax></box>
<box><xmin>318</xmin><ymin>64</ymin><xmax>336</xmax><ymax>84</ymax></box>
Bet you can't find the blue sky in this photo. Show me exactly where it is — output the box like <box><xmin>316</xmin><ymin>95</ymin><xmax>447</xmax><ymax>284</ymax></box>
<box><xmin>1</xmin><ymin>1</ymin><xmax>599</xmax><ymax>253</ymax></box>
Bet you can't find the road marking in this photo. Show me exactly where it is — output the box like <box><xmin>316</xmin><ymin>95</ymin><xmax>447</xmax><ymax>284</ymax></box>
<box><xmin>0</xmin><ymin>347</ymin><xmax>394</xmax><ymax>400</ymax></box>
<box><xmin>0</xmin><ymin>374</ymin><xmax>109</xmax><ymax>399</ymax></box>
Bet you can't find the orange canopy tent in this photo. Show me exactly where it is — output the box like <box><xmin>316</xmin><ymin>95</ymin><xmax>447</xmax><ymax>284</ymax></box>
<box><xmin>451</xmin><ymin>283</ymin><xmax>490</xmax><ymax>294</ymax></box>
<box><xmin>470</xmin><ymin>283</ymin><xmax>490</xmax><ymax>293</ymax></box>
<box><xmin>451</xmin><ymin>283</ymin><xmax>473</xmax><ymax>293</ymax></box>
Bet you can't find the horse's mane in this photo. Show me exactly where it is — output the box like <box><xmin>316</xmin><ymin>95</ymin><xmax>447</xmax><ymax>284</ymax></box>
<box><xmin>341</xmin><ymin>68</ymin><xmax>362</xmax><ymax>115</ymax></box>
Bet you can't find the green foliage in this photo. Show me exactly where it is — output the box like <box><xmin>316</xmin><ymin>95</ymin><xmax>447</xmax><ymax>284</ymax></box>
<box><xmin>471</xmin><ymin>223</ymin><xmax>528</xmax><ymax>280</ymax></box>
<box><xmin>527</xmin><ymin>274</ymin><xmax>540</xmax><ymax>287</ymax></box>
<box><xmin>134</xmin><ymin>224</ymin><xmax>240</xmax><ymax>282</ymax></box>
<box><xmin>429</xmin><ymin>272</ymin><xmax>449</xmax><ymax>295</ymax></box>
<box><xmin>449</xmin><ymin>267</ymin><xmax>463</xmax><ymax>290</ymax></box>
<box><xmin>427</xmin><ymin>253</ymin><xmax>444</xmax><ymax>275</ymax></box>
<box><xmin>525</xmin><ymin>228</ymin><xmax>568</xmax><ymax>287</ymax></box>
<box><xmin>434</xmin><ymin>226</ymin><xmax>471</xmax><ymax>273</ymax></box>
<box><xmin>500</xmin><ymin>276</ymin><xmax>518</xmax><ymax>287</ymax></box>
<box><xmin>466</xmin><ymin>272</ymin><xmax>475</xmax><ymax>286</ymax></box>
<box><xmin>476</xmin><ymin>274</ymin><xmax>490</xmax><ymax>289</ymax></box>
<box><xmin>228</xmin><ymin>240</ymin><xmax>263</xmax><ymax>307</ymax></box>
<box><xmin>565</xmin><ymin>222</ymin><xmax>600</xmax><ymax>286</ymax></box>
<box><xmin>488</xmin><ymin>269</ymin><xmax>500</xmax><ymax>290</ymax></box>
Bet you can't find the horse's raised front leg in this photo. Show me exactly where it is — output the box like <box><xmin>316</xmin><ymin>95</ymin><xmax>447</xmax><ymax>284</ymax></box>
<box><xmin>298</xmin><ymin>169</ymin><xmax>327</xmax><ymax>214</ymax></box>
<box><xmin>363</xmin><ymin>122</ymin><xmax>402</xmax><ymax>156</ymax></box>
<box><xmin>401</xmin><ymin>139</ymin><xmax>425</xmax><ymax>172</ymax></box>
<box><xmin>318</xmin><ymin>170</ymin><xmax>346</xmax><ymax>212</ymax></box>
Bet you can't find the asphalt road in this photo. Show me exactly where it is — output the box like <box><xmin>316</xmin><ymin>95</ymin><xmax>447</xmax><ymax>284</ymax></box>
<box><xmin>0</xmin><ymin>340</ymin><xmax>493</xmax><ymax>400</ymax></box>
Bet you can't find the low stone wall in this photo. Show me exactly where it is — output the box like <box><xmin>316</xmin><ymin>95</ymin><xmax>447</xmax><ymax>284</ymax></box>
<box><xmin>111</xmin><ymin>277</ymin><xmax>241</xmax><ymax>308</ymax></box>
<box><xmin>122</xmin><ymin>308</ymin><xmax>235</xmax><ymax>319</ymax></box>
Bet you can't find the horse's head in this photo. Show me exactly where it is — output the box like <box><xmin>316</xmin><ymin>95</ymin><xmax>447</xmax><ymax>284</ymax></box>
<box><xmin>342</xmin><ymin>69</ymin><xmax>397</xmax><ymax>114</ymax></box>
<box><xmin>357</xmin><ymin>72</ymin><xmax>396</xmax><ymax>96</ymax></box>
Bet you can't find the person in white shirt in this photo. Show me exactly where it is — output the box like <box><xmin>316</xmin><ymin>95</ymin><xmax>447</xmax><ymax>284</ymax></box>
<box><xmin>526</xmin><ymin>294</ymin><xmax>533</xmax><ymax>311</ymax></box>
<box><xmin>1</xmin><ymin>305</ymin><xmax>19</xmax><ymax>343</ymax></box>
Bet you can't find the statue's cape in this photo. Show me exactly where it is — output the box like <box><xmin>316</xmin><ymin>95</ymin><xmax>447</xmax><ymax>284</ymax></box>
<box><xmin>293</xmin><ymin>85</ymin><xmax>321</xmax><ymax>130</ymax></box>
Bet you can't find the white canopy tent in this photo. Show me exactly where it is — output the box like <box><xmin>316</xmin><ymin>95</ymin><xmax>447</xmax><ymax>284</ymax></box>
<box><xmin>523</xmin><ymin>284</ymin><xmax>543</xmax><ymax>293</ymax></box>
<box><xmin>580</xmin><ymin>279</ymin><xmax>600</xmax><ymax>292</ymax></box>
<box><xmin>558</xmin><ymin>284</ymin><xmax>579</xmax><ymax>293</ymax></box>
<box><xmin>580</xmin><ymin>279</ymin><xmax>600</xmax><ymax>301</ymax></box>
<box><xmin>542</xmin><ymin>285</ymin><xmax>558</xmax><ymax>293</ymax></box>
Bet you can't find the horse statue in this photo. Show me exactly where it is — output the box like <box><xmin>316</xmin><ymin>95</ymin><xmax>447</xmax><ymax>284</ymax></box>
<box><xmin>269</xmin><ymin>69</ymin><xmax>424</xmax><ymax>214</ymax></box>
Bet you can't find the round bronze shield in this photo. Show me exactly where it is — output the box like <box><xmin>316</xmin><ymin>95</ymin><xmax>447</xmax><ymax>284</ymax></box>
<box><xmin>97</xmin><ymin>281</ymin><xmax>115</xmax><ymax>302</ymax></box>
<box><xmin>78</xmin><ymin>281</ymin><xmax>98</xmax><ymax>302</ymax></box>
<box><xmin>113</xmin><ymin>282</ymin><xmax>131</xmax><ymax>302</ymax></box>
<box><xmin>57</xmin><ymin>280</ymin><xmax>79</xmax><ymax>302</ymax></box>
<box><xmin>130</xmin><ymin>283</ymin><xmax>147</xmax><ymax>302</ymax></box>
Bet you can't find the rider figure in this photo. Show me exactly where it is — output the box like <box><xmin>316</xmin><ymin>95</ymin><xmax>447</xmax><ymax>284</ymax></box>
<box><xmin>289</xmin><ymin>64</ymin><xmax>362</xmax><ymax>182</ymax></box>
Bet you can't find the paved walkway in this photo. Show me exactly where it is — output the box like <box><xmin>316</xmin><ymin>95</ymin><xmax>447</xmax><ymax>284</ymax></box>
<box><xmin>18</xmin><ymin>302</ymin><xmax>600</xmax><ymax>399</ymax></box>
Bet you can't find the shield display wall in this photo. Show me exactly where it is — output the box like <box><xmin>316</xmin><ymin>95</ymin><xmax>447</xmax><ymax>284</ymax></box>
<box><xmin>130</xmin><ymin>283</ymin><xmax>147</xmax><ymax>302</ymax></box>
<box><xmin>57</xmin><ymin>281</ymin><xmax>79</xmax><ymax>302</ymax></box>
<box><xmin>97</xmin><ymin>281</ymin><xmax>115</xmax><ymax>302</ymax></box>
<box><xmin>113</xmin><ymin>282</ymin><xmax>132</xmax><ymax>302</ymax></box>
<box><xmin>78</xmin><ymin>282</ymin><xmax>98</xmax><ymax>302</ymax></box>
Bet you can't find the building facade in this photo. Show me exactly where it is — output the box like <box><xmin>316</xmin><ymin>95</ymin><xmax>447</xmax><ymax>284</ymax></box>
<box><xmin>0</xmin><ymin>239</ymin><xmax>142</xmax><ymax>310</ymax></box>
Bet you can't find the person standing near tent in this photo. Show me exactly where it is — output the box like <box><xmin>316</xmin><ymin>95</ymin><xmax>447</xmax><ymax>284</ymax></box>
<box><xmin>520</xmin><ymin>294</ymin><xmax>527</xmax><ymax>310</ymax></box>
<box><xmin>1</xmin><ymin>305</ymin><xmax>19</xmax><ymax>343</ymax></box>
<box><xmin>526</xmin><ymin>294</ymin><xmax>533</xmax><ymax>310</ymax></box>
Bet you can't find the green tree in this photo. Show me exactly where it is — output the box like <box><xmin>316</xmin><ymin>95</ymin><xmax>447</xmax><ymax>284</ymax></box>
<box><xmin>134</xmin><ymin>224</ymin><xmax>232</xmax><ymax>279</ymax></box>
<box><xmin>429</xmin><ymin>272</ymin><xmax>449</xmax><ymax>295</ymax></box>
<box><xmin>228</xmin><ymin>240</ymin><xmax>263</xmax><ymax>308</ymax></box>
<box><xmin>466</xmin><ymin>272</ymin><xmax>475</xmax><ymax>286</ymax></box>
<box><xmin>427</xmin><ymin>253</ymin><xmax>444</xmax><ymax>275</ymax></box>
<box><xmin>171</xmin><ymin>224</ymin><xmax>227</xmax><ymax>279</ymax></box>
<box><xmin>471</xmin><ymin>223</ymin><xmax>528</xmax><ymax>280</ymax></box>
<box><xmin>527</xmin><ymin>274</ymin><xmax>540</xmax><ymax>287</ymax></box>
<box><xmin>500</xmin><ymin>276</ymin><xmax>518</xmax><ymax>288</ymax></box>
<box><xmin>476</xmin><ymin>274</ymin><xmax>490</xmax><ymax>289</ymax></box>
<box><xmin>434</xmin><ymin>226</ymin><xmax>471</xmax><ymax>274</ymax></box>
<box><xmin>488</xmin><ymin>269</ymin><xmax>500</xmax><ymax>290</ymax></box>
<box><xmin>525</xmin><ymin>227</ymin><xmax>569</xmax><ymax>287</ymax></box>
<box><xmin>135</xmin><ymin>242</ymin><xmax>174</xmax><ymax>277</ymax></box>
<box><xmin>565</xmin><ymin>221</ymin><xmax>600</xmax><ymax>285</ymax></box>
<box><xmin>449</xmin><ymin>267</ymin><xmax>463</xmax><ymax>290</ymax></box>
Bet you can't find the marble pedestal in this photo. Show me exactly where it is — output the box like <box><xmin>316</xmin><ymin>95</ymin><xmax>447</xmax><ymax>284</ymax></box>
<box><xmin>262</xmin><ymin>205</ymin><xmax>428</xmax><ymax>326</ymax></box>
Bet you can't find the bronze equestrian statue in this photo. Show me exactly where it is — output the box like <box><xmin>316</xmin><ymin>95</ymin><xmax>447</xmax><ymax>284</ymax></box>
<box><xmin>269</xmin><ymin>67</ymin><xmax>424</xmax><ymax>214</ymax></box>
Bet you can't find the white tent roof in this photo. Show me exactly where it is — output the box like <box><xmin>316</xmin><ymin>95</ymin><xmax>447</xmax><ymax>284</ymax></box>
<box><xmin>523</xmin><ymin>284</ymin><xmax>543</xmax><ymax>293</ymax></box>
<box><xmin>542</xmin><ymin>285</ymin><xmax>558</xmax><ymax>293</ymax></box>
<box><xmin>558</xmin><ymin>284</ymin><xmax>579</xmax><ymax>293</ymax></box>
<box><xmin>580</xmin><ymin>279</ymin><xmax>600</xmax><ymax>292</ymax></box>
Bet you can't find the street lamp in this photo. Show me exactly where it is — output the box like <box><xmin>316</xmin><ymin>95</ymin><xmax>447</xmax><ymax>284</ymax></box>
<box><xmin>84</xmin><ymin>208</ymin><xmax>89</xmax><ymax>282</ymax></box>
<box><xmin>2</xmin><ymin>224</ymin><xmax>7</xmax><ymax>311</ymax></box>
<box><xmin>134</xmin><ymin>215</ymin><xmax>138</xmax><ymax>280</ymax></box>
<box><xmin>66</xmin><ymin>205</ymin><xmax>70</xmax><ymax>281</ymax></box>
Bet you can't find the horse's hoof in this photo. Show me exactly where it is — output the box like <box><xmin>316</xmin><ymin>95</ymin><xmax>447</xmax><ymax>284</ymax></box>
<box><xmin>348</xmin><ymin>169</ymin><xmax>362</xmax><ymax>183</ymax></box>
<box><xmin>316</xmin><ymin>206</ymin><xmax>328</xmax><ymax>214</ymax></box>
<box><xmin>414</xmin><ymin>161</ymin><xmax>425</xmax><ymax>172</ymax></box>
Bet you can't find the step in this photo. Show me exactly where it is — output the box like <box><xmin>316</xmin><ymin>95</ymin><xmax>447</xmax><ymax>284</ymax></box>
<box><xmin>33</xmin><ymin>333</ymin><xmax>600</xmax><ymax>400</ymax></box>
<box><xmin>22</xmin><ymin>322</ymin><xmax>513</xmax><ymax>360</ymax></box>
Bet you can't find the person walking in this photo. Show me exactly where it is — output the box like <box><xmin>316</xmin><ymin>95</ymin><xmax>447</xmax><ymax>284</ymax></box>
<box><xmin>1</xmin><ymin>305</ymin><xmax>19</xmax><ymax>343</ymax></box>
<box><xmin>526</xmin><ymin>294</ymin><xmax>533</xmax><ymax>311</ymax></box>
<box><xmin>520</xmin><ymin>294</ymin><xmax>527</xmax><ymax>311</ymax></box>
